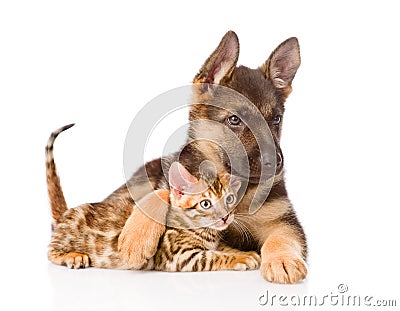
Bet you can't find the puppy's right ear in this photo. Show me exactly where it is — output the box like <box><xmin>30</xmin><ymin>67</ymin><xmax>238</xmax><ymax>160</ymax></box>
<box><xmin>193</xmin><ymin>31</ymin><xmax>239</xmax><ymax>85</ymax></box>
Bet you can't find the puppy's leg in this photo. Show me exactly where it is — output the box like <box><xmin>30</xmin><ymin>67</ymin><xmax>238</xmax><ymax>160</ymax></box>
<box><xmin>118</xmin><ymin>189</ymin><xmax>169</xmax><ymax>268</ymax></box>
<box><xmin>260</xmin><ymin>223</ymin><xmax>307</xmax><ymax>284</ymax></box>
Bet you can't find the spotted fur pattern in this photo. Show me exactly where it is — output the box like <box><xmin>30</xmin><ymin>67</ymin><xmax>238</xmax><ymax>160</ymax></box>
<box><xmin>46</xmin><ymin>125</ymin><xmax>134</xmax><ymax>268</ymax></box>
<box><xmin>46</xmin><ymin>130</ymin><xmax>259</xmax><ymax>271</ymax></box>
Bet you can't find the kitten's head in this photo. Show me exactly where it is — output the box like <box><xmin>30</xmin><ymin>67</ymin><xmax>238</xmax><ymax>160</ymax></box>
<box><xmin>167</xmin><ymin>162</ymin><xmax>241</xmax><ymax>230</ymax></box>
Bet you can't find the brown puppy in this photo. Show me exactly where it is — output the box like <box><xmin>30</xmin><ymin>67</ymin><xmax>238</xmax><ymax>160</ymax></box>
<box><xmin>115</xmin><ymin>31</ymin><xmax>307</xmax><ymax>283</ymax></box>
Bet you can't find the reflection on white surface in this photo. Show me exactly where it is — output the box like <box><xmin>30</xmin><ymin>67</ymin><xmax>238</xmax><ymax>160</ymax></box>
<box><xmin>45</xmin><ymin>254</ymin><xmax>400</xmax><ymax>311</ymax></box>
<box><xmin>5</xmin><ymin>250</ymin><xmax>399</xmax><ymax>311</ymax></box>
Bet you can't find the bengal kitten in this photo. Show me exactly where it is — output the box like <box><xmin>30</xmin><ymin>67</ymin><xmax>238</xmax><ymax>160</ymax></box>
<box><xmin>143</xmin><ymin>162</ymin><xmax>260</xmax><ymax>271</ymax></box>
<box><xmin>47</xmin><ymin>125</ymin><xmax>260</xmax><ymax>271</ymax></box>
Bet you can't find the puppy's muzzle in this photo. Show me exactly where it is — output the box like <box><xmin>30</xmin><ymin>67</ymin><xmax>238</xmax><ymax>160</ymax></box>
<box><xmin>262</xmin><ymin>151</ymin><xmax>283</xmax><ymax>175</ymax></box>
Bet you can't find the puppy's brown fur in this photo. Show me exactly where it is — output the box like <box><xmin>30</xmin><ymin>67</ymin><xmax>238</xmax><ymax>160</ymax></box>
<box><xmin>118</xmin><ymin>190</ymin><xmax>170</xmax><ymax>267</ymax></box>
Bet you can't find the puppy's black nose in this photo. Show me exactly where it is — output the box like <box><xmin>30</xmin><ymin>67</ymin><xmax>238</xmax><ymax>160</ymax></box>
<box><xmin>262</xmin><ymin>153</ymin><xmax>275</xmax><ymax>168</ymax></box>
<box><xmin>262</xmin><ymin>152</ymin><xmax>283</xmax><ymax>172</ymax></box>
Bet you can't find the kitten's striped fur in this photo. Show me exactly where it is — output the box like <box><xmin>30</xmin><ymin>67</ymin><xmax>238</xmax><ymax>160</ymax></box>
<box><xmin>47</xmin><ymin>126</ymin><xmax>260</xmax><ymax>271</ymax></box>
<box><xmin>143</xmin><ymin>162</ymin><xmax>259</xmax><ymax>271</ymax></box>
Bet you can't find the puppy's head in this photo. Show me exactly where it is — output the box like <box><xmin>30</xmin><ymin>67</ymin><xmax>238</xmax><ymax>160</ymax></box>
<box><xmin>189</xmin><ymin>31</ymin><xmax>300</xmax><ymax>183</ymax></box>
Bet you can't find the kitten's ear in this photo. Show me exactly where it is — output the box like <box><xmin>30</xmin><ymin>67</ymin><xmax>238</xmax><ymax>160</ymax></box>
<box><xmin>221</xmin><ymin>173</ymin><xmax>242</xmax><ymax>194</ymax></box>
<box><xmin>260</xmin><ymin>37</ymin><xmax>301</xmax><ymax>101</ymax></box>
<box><xmin>193</xmin><ymin>31</ymin><xmax>239</xmax><ymax>85</ymax></box>
<box><xmin>229</xmin><ymin>175</ymin><xmax>242</xmax><ymax>195</ymax></box>
<box><xmin>169</xmin><ymin>162</ymin><xmax>198</xmax><ymax>199</ymax></box>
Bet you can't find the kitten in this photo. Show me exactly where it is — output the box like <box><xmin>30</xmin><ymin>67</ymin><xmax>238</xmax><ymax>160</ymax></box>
<box><xmin>47</xmin><ymin>125</ymin><xmax>260</xmax><ymax>271</ymax></box>
<box><xmin>140</xmin><ymin>162</ymin><xmax>260</xmax><ymax>271</ymax></box>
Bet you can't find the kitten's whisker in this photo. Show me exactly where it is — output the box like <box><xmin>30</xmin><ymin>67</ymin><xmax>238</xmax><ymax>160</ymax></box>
<box><xmin>231</xmin><ymin>219</ymin><xmax>251</xmax><ymax>245</ymax></box>
<box><xmin>233</xmin><ymin>212</ymin><xmax>250</xmax><ymax>216</ymax></box>
<box><xmin>238</xmin><ymin>219</ymin><xmax>254</xmax><ymax>244</ymax></box>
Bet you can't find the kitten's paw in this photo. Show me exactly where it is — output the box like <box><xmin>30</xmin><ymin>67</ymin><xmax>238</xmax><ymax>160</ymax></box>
<box><xmin>261</xmin><ymin>252</ymin><xmax>307</xmax><ymax>284</ymax></box>
<box><xmin>64</xmin><ymin>252</ymin><xmax>90</xmax><ymax>269</ymax></box>
<box><xmin>231</xmin><ymin>251</ymin><xmax>261</xmax><ymax>271</ymax></box>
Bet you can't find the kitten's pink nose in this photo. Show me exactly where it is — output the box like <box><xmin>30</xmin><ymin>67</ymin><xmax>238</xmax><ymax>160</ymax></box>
<box><xmin>221</xmin><ymin>215</ymin><xmax>229</xmax><ymax>223</ymax></box>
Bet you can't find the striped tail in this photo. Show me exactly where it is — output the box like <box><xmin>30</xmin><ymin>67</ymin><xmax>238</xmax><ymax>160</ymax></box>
<box><xmin>45</xmin><ymin>124</ymin><xmax>75</xmax><ymax>224</ymax></box>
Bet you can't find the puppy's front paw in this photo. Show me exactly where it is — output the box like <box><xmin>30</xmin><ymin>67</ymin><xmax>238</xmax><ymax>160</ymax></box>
<box><xmin>118</xmin><ymin>226</ymin><xmax>160</xmax><ymax>268</ymax></box>
<box><xmin>118</xmin><ymin>190</ymin><xmax>169</xmax><ymax>268</ymax></box>
<box><xmin>231</xmin><ymin>251</ymin><xmax>261</xmax><ymax>271</ymax></box>
<box><xmin>261</xmin><ymin>252</ymin><xmax>307</xmax><ymax>284</ymax></box>
<box><xmin>118</xmin><ymin>207</ymin><xmax>166</xmax><ymax>268</ymax></box>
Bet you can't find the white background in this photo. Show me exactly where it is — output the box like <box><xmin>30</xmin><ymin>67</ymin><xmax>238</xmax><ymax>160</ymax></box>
<box><xmin>1</xmin><ymin>1</ymin><xmax>399</xmax><ymax>310</ymax></box>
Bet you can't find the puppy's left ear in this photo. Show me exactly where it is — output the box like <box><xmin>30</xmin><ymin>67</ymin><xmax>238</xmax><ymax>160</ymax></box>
<box><xmin>261</xmin><ymin>37</ymin><xmax>301</xmax><ymax>101</ymax></box>
<box><xmin>193</xmin><ymin>30</ymin><xmax>239</xmax><ymax>85</ymax></box>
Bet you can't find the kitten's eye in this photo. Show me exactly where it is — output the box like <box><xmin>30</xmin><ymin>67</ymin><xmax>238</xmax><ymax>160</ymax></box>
<box><xmin>228</xmin><ymin>115</ymin><xmax>241</xmax><ymax>126</ymax></box>
<box><xmin>225</xmin><ymin>194</ymin><xmax>235</xmax><ymax>205</ymax></box>
<box><xmin>200</xmin><ymin>199</ymin><xmax>212</xmax><ymax>209</ymax></box>
<box><xmin>273</xmin><ymin>115</ymin><xmax>282</xmax><ymax>126</ymax></box>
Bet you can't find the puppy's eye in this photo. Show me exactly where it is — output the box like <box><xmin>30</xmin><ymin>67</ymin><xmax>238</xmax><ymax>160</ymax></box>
<box><xmin>200</xmin><ymin>199</ymin><xmax>212</xmax><ymax>209</ymax></box>
<box><xmin>225</xmin><ymin>194</ymin><xmax>235</xmax><ymax>205</ymax></box>
<box><xmin>228</xmin><ymin>115</ymin><xmax>241</xmax><ymax>126</ymax></box>
<box><xmin>272</xmin><ymin>115</ymin><xmax>282</xmax><ymax>126</ymax></box>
